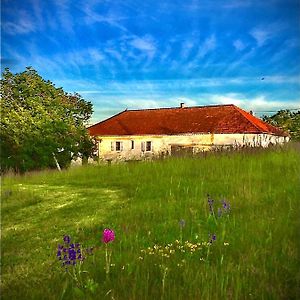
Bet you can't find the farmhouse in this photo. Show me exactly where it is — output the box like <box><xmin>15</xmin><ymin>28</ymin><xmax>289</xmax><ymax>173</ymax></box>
<box><xmin>88</xmin><ymin>104</ymin><xmax>289</xmax><ymax>161</ymax></box>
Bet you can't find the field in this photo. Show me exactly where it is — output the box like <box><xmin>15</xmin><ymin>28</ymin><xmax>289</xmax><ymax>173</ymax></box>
<box><xmin>1</xmin><ymin>145</ymin><xmax>300</xmax><ymax>299</ymax></box>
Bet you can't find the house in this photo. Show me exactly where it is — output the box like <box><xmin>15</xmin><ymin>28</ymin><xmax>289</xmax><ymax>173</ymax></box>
<box><xmin>88</xmin><ymin>104</ymin><xmax>289</xmax><ymax>161</ymax></box>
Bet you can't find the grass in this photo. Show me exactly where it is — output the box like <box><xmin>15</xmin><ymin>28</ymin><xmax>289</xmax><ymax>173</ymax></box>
<box><xmin>1</xmin><ymin>144</ymin><xmax>300</xmax><ymax>299</ymax></box>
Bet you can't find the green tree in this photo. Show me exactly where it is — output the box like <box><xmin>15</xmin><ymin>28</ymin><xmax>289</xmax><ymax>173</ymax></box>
<box><xmin>0</xmin><ymin>67</ymin><xmax>95</xmax><ymax>173</ymax></box>
<box><xmin>263</xmin><ymin>109</ymin><xmax>300</xmax><ymax>141</ymax></box>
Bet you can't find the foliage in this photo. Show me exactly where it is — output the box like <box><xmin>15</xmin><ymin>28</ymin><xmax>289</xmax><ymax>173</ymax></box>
<box><xmin>1</xmin><ymin>145</ymin><xmax>299</xmax><ymax>299</ymax></box>
<box><xmin>0</xmin><ymin>67</ymin><xmax>94</xmax><ymax>173</ymax></box>
<box><xmin>263</xmin><ymin>109</ymin><xmax>300</xmax><ymax>141</ymax></box>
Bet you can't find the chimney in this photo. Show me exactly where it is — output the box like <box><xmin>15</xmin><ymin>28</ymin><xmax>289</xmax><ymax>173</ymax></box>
<box><xmin>249</xmin><ymin>110</ymin><xmax>253</xmax><ymax>115</ymax></box>
<box><xmin>180</xmin><ymin>102</ymin><xmax>186</xmax><ymax>108</ymax></box>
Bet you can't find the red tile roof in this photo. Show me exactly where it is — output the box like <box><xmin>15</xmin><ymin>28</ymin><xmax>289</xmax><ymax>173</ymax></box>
<box><xmin>88</xmin><ymin>104</ymin><xmax>288</xmax><ymax>137</ymax></box>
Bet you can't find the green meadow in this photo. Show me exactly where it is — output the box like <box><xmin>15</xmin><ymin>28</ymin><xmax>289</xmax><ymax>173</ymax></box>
<box><xmin>1</xmin><ymin>145</ymin><xmax>300</xmax><ymax>299</ymax></box>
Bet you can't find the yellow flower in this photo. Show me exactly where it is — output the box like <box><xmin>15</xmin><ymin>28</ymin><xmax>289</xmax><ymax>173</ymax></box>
<box><xmin>224</xmin><ymin>242</ymin><xmax>229</xmax><ymax>246</ymax></box>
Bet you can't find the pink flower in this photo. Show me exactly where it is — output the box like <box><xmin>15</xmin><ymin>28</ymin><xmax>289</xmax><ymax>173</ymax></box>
<box><xmin>102</xmin><ymin>228</ymin><xmax>115</xmax><ymax>243</ymax></box>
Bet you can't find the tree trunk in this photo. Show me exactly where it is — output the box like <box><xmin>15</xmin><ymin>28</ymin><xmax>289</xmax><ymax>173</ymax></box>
<box><xmin>52</xmin><ymin>152</ymin><xmax>61</xmax><ymax>171</ymax></box>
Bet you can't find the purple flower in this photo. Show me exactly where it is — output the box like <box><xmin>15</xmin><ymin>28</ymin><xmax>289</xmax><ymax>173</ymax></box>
<box><xmin>222</xmin><ymin>199</ymin><xmax>230</xmax><ymax>209</ymax></box>
<box><xmin>102</xmin><ymin>229</ymin><xmax>115</xmax><ymax>243</ymax></box>
<box><xmin>207</xmin><ymin>195</ymin><xmax>214</xmax><ymax>214</ymax></box>
<box><xmin>209</xmin><ymin>233</ymin><xmax>217</xmax><ymax>244</ymax></box>
<box><xmin>63</xmin><ymin>235</ymin><xmax>70</xmax><ymax>244</ymax></box>
<box><xmin>57</xmin><ymin>236</ymin><xmax>94</xmax><ymax>269</ymax></box>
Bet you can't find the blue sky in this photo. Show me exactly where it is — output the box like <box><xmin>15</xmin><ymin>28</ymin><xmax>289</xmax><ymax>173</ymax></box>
<box><xmin>2</xmin><ymin>0</ymin><xmax>300</xmax><ymax>123</ymax></box>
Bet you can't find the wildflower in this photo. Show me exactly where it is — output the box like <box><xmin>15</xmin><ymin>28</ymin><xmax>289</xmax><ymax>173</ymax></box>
<box><xmin>57</xmin><ymin>236</ymin><xmax>85</xmax><ymax>268</ymax></box>
<box><xmin>222</xmin><ymin>199</ymin><xmax>230</xmax><ymax>212</ymax></box>
<box><xmin>63</xmin><ymin>235</ymin><xmax>71</xmax><ymax>244</ymax></box>
<box><xmin>224</xmin><ymin>242</ymin><xmax>229</xmax><ymax>246</ymax></box>
<box><xmin>102</xmin><ymin>229</ymin><xmax>115</xmax><ymax>243</ymax></box>
<box><xmin>207</xmin><ymin>195</ymin><xmax>214</xmax><ymax>214</ymax></box>
<box><xmin>102</xmin><ymin>228</ymin><xmax>115</xmax><ymax>277</ymax></box>
<box><xmin>208</xmin><ymin>233</ymin><xmax>216</xmax><ymax>244</ymax></box>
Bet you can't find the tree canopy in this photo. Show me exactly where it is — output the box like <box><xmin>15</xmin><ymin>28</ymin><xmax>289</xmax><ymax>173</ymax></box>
<box><xmin>263</xmin><ymin>109</ymin><xmax>300</xmax><ymax>141</ymax></box>
<box><xmin>0</xmin><ymin>67</ymin><xmax>95</xmax><ymax>173</ymax></box>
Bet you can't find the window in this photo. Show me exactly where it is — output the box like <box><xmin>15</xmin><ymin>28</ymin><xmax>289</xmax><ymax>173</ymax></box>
<box><xmin>141</xmin><ymin>141</ymin><xmax>152</xmax><ymax>152</ymax></box>
<box><xmin>146</xmin><ymin>141</ymin><xmax>152</xmax><ymax>151</ymax></box>
<box><xmin>116</xmin><ymin>141</ymin><xmax>121</xmax><ymax>151</ymax></box>
<box><xmin>131</xmin><ymin>140</ymin><xmax>135</xmax><ymax>150</ymax></box>
<box><xmin>111</xmin><ymin>141</ymin><xmax>123</xmax><ymax>151</ymax></box>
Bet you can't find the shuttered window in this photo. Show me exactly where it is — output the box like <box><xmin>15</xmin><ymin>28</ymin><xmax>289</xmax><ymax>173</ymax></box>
<box><xmin>112</xmin><ymin>141</ymin><xmax>123</xmax><ymax>151</ymax></box>
<box><xmin>116</xmin><ymin>141</ymin><xmax>124</xmax><ymax>151</ymax></box>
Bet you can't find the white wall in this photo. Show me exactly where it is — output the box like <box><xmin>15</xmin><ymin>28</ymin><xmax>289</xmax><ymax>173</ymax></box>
<box><xmin>94</xmin><ymin>133</ymin><xmax>288</xmax><ymax>161</ymax></box>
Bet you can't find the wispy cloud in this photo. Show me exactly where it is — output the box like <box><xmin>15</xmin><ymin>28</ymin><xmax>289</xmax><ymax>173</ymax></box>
<box><xmin>210</xmin><ymin>94</ymin><xmax>300</xmax><ymax>113</ymax></box>
<box><xmin>129</xmin><ymin>35</ymin><xmax>156</xmax><ymax>61</ymax></box>
<box><xmin>89</xmin><ymin>92</ymin><xmax>300</xmax><ymax>123</ymax></box>
<box><xmin>130</xmin><ymin>36</ymin><xmax>155</xmax><ymax>52</ymax></box>
<box><xmin>180</xmin><ymin>40</ymin><xmax>195</xmax><ymax>60</ymax></box>
<box><xmin>81</xmin><ymin>1</ymin><xmax>129</xmax><ymax>33</ymax></box>
<box><xmin>250</xmin><ymin>22</ymin><xmax>287</xmax><ymax>47</ymax></box>
<box><xmin>2</xmin><ymin>10</ymin><xmax>36</xmax><ymax>35</ymax></box>
<box><xmin>196</xmin><ymin>35</ymin><xmax>216</xmax><ymax>59</ymax></box>
<box><xmin>185</xmin><ymin>35</ymin><xmax>216</xmax><ymax>70</ymax></box>
<box><xmin>53</xmin><ymin>0</ymin><xmax>75</xmax><ymax>34</ymax></box>
<box><xmin>250</xmin><ymin>28</ymin><xmax>271</xmax><ymax>47</ymax></box>
<box><xmin>73</xmin><ymin>75</ymin><xmax>300</xmax><ymax>95</ymax></box>
<box><xmin>233</xmin><ymin>39</ymin><xmax>246</xmax><ymax>51</ymax></box>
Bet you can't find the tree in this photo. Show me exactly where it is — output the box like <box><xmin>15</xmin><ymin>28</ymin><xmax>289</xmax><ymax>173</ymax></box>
<box><xmin>263</xmin><ymin>109</ymin><xmax>300</xmax><ymax>141</ymax></box>
<box><xmin>0</xmin><ymin>67</ymin><xmax>95</xmax><ymax>173</ymax></box>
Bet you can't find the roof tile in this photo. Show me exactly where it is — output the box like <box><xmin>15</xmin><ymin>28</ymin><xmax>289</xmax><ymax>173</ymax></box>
<box><xmin>88</xmin><ymin>104</ymin><xmax>288</xmax><ymax>137</ymax></box>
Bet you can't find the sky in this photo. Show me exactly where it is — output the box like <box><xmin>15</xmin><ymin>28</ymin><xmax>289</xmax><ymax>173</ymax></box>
<box><xmin>1</xmin><ymin>0</ymin><xmax>300</xmax><ymax>124</ymax></box>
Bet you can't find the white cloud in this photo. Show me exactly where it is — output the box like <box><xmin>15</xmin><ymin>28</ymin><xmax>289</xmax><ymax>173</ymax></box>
<box><xmin>209</xmin><ymin>94</ymin><xmax>300</xmax><ymax>113</ymax></box>
<box><xmin>88</xmin><ymin>49</ymin><xmax>105</xmax><ymax>62</ymax></box>
<box><xmin>81</xmin><ymin>2</ymin><xmax>128</xmax><ymax>33</ymax></box>
<box><xmin>119</xmin><ymin>99</ymin><xmax>163</xmax><ymax>109</ymax></box>
<box><xmin>2</xmin><ymin>10</ymin><xmax>35</xmax><ymax>35</ymax></box>
<box><xmin>129</xmin><ymin>35</ymin><xmax>157</xmax><ymax>63</ymax></box>
<box><xmin>70</xmin><ymin>75</ymin><xmax>300</xmax><ymax>97</ymax></box>
<box><xmin>250</xmin><ymin>28</ymin><xmax>271</xmax><ymax>47</ymax></box>
<box><xmin>53</xmin><ymin>0</ymin><xmax>75</xmax><ymax>34</ymax></box>
<box><xmin>196</xmin><ymin>35</ymin><xmax>216</xmax><ymax>59</ymax></box>
<box><xmin>130</xmin><ymin>36</ymin><xmax>155</xmax><ymax>52</ymax></box>
<box><xmin>233</xmin><ymin>39</ymin><xmax>246</xmax><ymax>51</ymax></box>
<box><xmin>180</xmin><ymin>40</ymin><xmax>195</xmax><ymax>60</ymax></box>
<box><xmin>250</xmin><ymin>23</ymin><xmax>287</xmax><ymax>47</ymax></box>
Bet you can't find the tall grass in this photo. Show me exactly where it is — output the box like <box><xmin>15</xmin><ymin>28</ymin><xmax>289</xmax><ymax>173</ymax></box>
<box><xmin>1</xmin><ymin>145</ymin><xmax>300</xmax><ymax>299</ymax></box>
